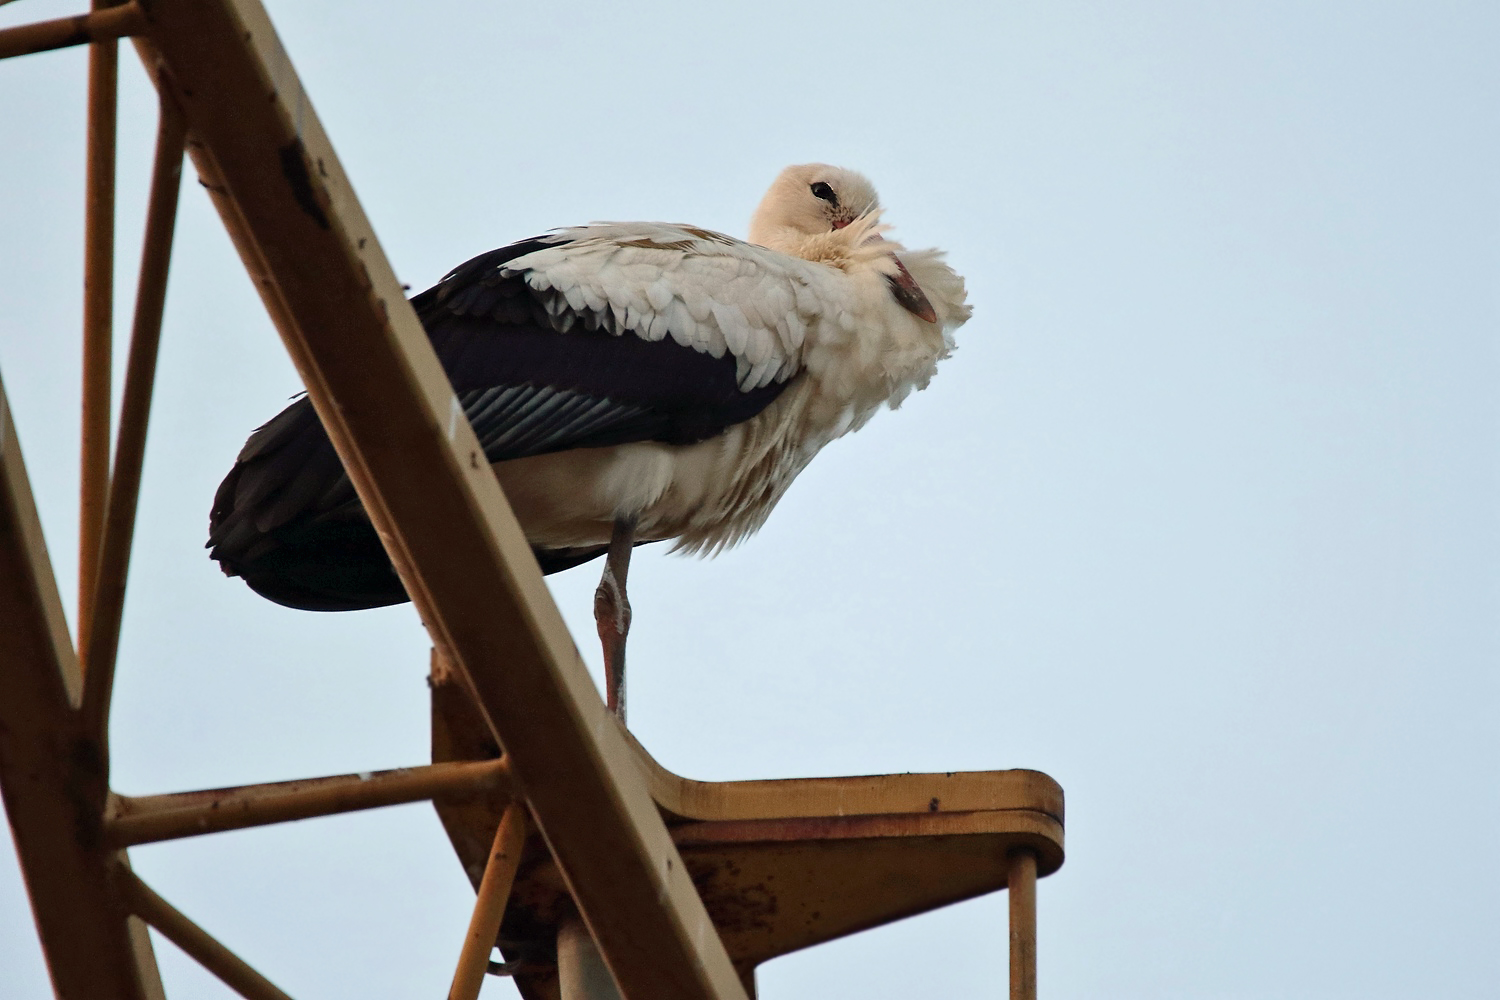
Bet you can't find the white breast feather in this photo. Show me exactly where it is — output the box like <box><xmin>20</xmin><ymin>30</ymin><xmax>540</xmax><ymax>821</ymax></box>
<box><xmin>499</xmin><ymin>220</ymin><xmax>970</xmax><ymax>555</ymax></box>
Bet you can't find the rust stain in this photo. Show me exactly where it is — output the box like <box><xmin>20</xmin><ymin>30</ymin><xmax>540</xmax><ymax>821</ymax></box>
<box><xmin>689</xmin><ymin>857</ymin><xmax>779</xmax><ymax>936</ymax></box>
<box><xmin>277</xmin><ymin>139</ymin><xmax>329</xmax><ymax>230</ymax></box>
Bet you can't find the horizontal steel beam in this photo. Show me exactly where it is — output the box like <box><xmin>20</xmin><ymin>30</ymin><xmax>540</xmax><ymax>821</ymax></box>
<box><xmin>132</xmin><ymin>2</ymin><xmax>748</xmax><ymax>997</ymax></box>
<box><xmin>0</xmin><ymin>3</ymin><xmax>144</xmax><ymax>61</ymax></box>
<box><xmin>108</xmin><ymin>757</ymin><xmax>510</xmax><ymax>847</ymax></box>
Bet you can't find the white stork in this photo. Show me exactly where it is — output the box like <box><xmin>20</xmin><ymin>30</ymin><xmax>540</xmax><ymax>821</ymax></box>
<box><xmin>208</xmin><ymin>164</ymin><xmax>971</xmax><ymax>716</ymax></box>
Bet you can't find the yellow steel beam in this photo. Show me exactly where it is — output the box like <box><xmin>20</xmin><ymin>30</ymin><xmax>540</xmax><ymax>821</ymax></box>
<box><xmin>448</xmin><ymin>802</ymin><xmax>529</xmax><ymax>1000</ymax></box>
<box><xmin>1008</xmin><ymin>849</ymin><xmax>1038</xmax><ymax>1000</ymax></box>
<box><xmin>130</xmin><ymin>2</ymin><xmax>749</xmax><ymax>997</ymax></box>
<box><xmin>0</xmin><ymin>376</ymin><xmax>160</xmax><ymax>1000</ymax></box>
<box><xmin>108</xmin><ymin>757</ymin><xmax>511</xmax><ymax>847</ymax></box>
<box><xmin>78</xmin><ymin>7</ymin><xmax>118</xmax><ymax>661</ymax></box>
<box><xmin>80</xmin><ymin>95</ymin><xmax>187</xmax><ymax>744</ymax></box>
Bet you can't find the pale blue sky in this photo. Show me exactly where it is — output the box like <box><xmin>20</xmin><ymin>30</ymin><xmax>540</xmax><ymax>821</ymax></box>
<box><xmin>2</xmin><ymin>2</ymin><xmax>1497</xmax><ymax>997</ymax></box>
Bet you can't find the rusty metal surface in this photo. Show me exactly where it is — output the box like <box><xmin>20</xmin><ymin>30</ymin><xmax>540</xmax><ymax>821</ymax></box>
<box><xmin>430</xmin><ymin>657</ymin><xmax>1065</xmax><ymax>998</ymax></box>
<box><xmin>3</xmin><ymin>3</ymin><xmax>1066</xmax><ymax>995</ymax></box>
<box><xmin>109</xmin><ymin>757</ymin><xmax>510</xmax><ymax>847</ymax></box>
<box><xmin>0</xmin><ymin>377</ymin><xmax>161</xmax><ymax>1000</ymax></box>
<box><xmin>0</xmin><ymin>3</ymin><xmax>144</xmax><ymax>62</ymax></box>
<box><xmin>639</xmin><ymin>743</ymin><xmax>1065</xmax><ymax>828</ymax></box>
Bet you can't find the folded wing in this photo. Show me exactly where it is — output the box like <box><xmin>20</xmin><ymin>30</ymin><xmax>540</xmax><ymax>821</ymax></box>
<box><xmin>208</xmin><ymin>225</ymin><xmax>836</xmax><ymax>610</ymax></box>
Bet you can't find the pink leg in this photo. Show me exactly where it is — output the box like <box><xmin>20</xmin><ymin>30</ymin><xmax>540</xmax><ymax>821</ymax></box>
<box><xmin>593</xmin><ymin>518</ymin><xmax>636</xmax><ymax>720</ymax></box>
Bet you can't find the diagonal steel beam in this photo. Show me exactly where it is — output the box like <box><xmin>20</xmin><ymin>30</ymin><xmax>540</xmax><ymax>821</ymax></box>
<box><xmin>120</xmin><ymin>870</ymin><xmax>294</xmax><ymax>1000</ymax></box>
<box><xmin>78</xmin><ymin>3</ymin><xmax>119</xmax><ymax>664</ymax></box>
<box><xmin>81</xmin><ymin>94</ymin><xmax>187</xmax><ymax>745</ymax></box>
<box><xmin>0</xmin><ymin>376</ymin><xmax>161</xmax><ymax>1000</ymax></box>
<box><xmin>131</xmin><ymin>3</ymin><xmax>749</xmax><ymax>998</ymax></box>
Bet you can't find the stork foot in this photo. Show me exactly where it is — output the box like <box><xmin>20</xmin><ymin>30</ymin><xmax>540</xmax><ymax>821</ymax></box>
<box><xmin>594</xmin><ymin>567</ymin><xmax>631</xmax><ymax>717</ymax></box>
<box><xmin>594</xmin><ymin>518</ymin><xmax>636</xmax><ymax>720</ymax></box>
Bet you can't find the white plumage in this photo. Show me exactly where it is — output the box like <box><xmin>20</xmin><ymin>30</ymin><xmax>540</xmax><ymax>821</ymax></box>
<box><xmin>209</xmin><ymin>163</ymin><xmax>971</xmax><ymax>714</ymax></box>
<box><xmin>493</xmin><ymin>167</ymin><xmax>970</xmax><ymax>555</ymax></box>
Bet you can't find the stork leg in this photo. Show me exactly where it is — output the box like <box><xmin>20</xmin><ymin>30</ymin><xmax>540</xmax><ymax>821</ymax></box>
<box><xmin>594</xmin><ymin>517</ymin><xmax>636</xmax><ymax>720</ymax></box>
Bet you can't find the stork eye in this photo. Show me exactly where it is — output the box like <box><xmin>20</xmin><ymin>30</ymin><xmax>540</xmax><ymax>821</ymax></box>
<box><xmin>810</xmin><ymin>181</ymin><xmax>838</xmax><ymax>206</ymax></box>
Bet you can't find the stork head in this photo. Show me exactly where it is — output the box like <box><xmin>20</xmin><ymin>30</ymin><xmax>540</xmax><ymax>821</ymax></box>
<box><xmin>748</xmin><ymin>164</ymin><xmax>880</xmax><ymax>248</ymax></box>
<box><xmin>749</xmin><ymin>164</ymin><xmax>940</xmax><ymax>325</ymax></box>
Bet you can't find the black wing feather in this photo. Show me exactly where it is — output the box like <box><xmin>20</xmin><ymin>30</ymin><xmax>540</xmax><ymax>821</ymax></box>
<box><xmin>208</xmin><ymin>237</ymin><xmax>791</xmax><ymax>611</ymax></box>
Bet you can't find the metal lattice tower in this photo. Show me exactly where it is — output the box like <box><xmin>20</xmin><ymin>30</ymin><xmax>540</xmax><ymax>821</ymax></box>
<box><xmin>0</xmin><ymin>4</ymin><xmax>1065</xmax><ymax>998</ymax></box>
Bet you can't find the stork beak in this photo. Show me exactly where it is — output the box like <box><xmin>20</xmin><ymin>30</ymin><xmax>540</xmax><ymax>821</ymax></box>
<box><xmin>887</xmin><ymin>254</ymin><xmax>938</xmax><ymax>324</ymax></box>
